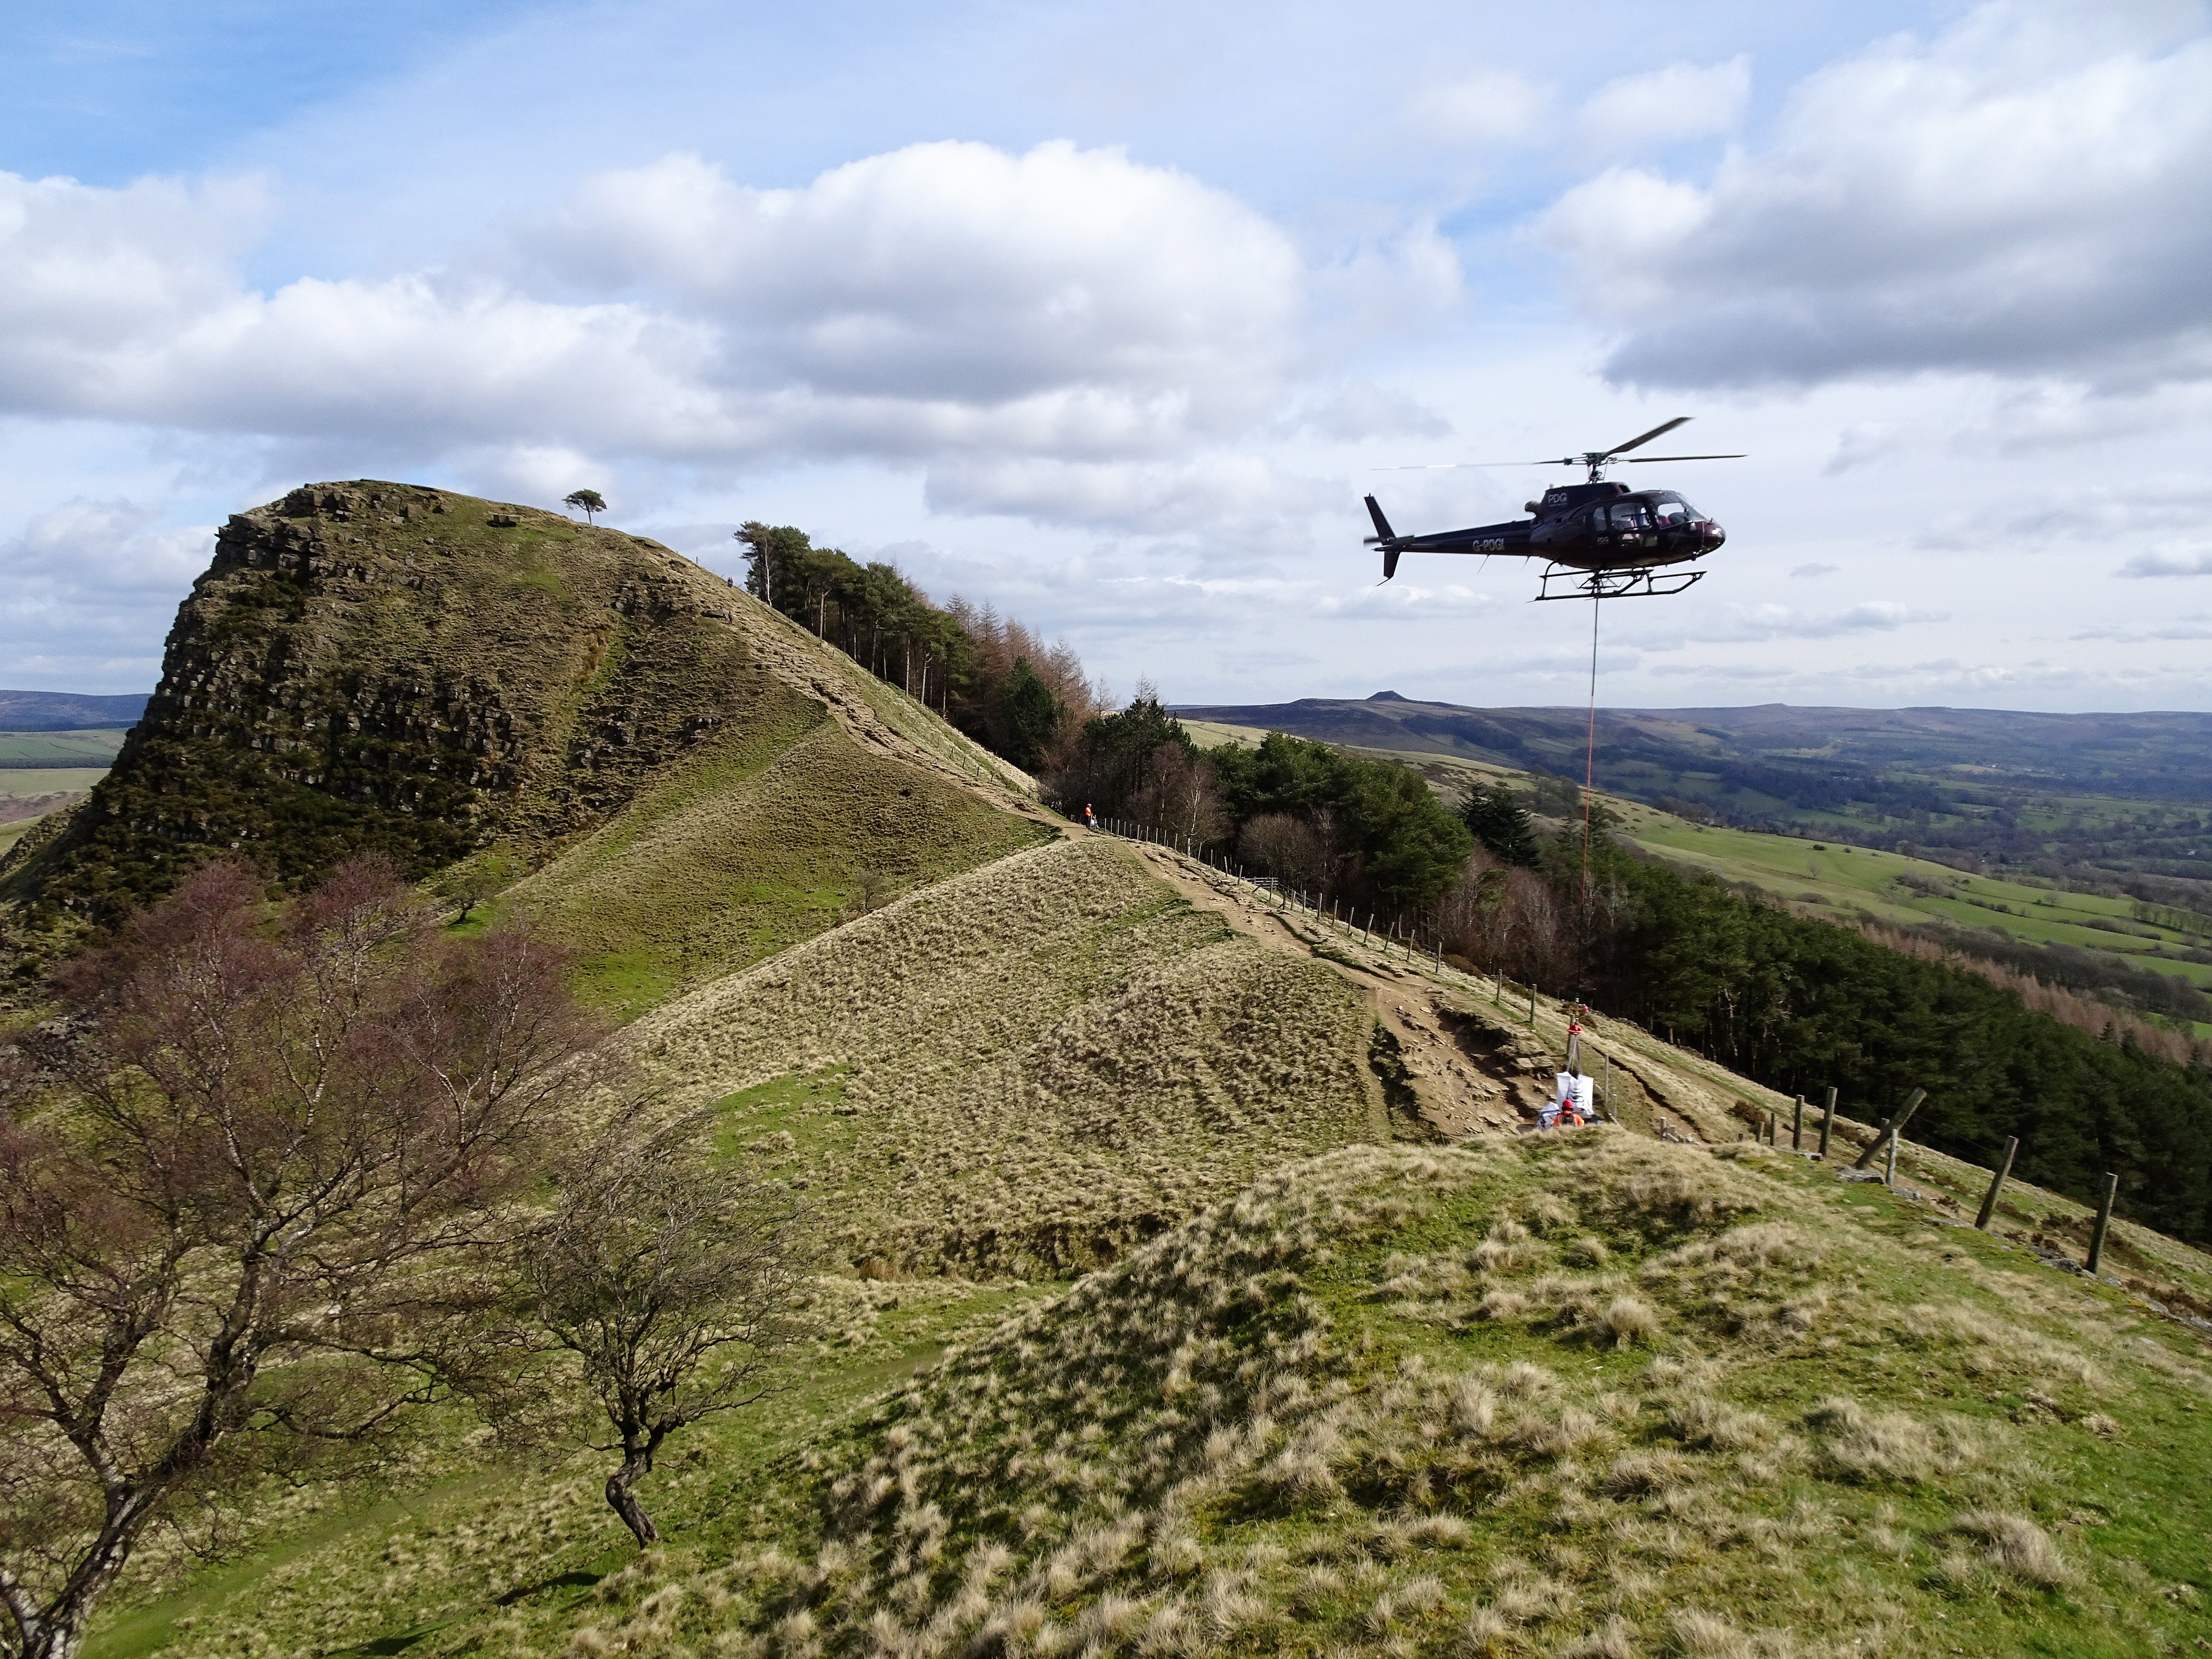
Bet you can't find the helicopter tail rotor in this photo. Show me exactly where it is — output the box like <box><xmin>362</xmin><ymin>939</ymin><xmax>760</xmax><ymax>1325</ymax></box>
<box><xmin>1363</xmin><ymin>494</ymin><xmax>1397</xmax><ymax>543</ymax></box>
<box><xmin>1362</xmin><ymin>495</ymin><xmax>1403</xmax><ymax>582</ymax></box>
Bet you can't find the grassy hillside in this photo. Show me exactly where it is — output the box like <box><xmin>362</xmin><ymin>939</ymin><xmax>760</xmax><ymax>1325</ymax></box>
<box><xmin>62</xmin><ymin>827</ymin><xmax>2212</xmax><ymax>1659</ymax></box>
<box><xmin>506</xmin><ymin>690</ymin><xmax>1045</xmax><ymax>1016</ymax></box>
<box><xmin>24</xmin><ymin>642</ymin><xmax>2212</xmax><ymax>1654</ymax></box>
<box><xmin>94</xmin><ymin>1134</ymin><xmax>2212</xmax><ymax>1659</ymax></box>
<box><xmin>0</xmin><ymin>481</ymin><xmax>1045</xmax><ymax>1002</ymax></box>
<box><xmin>1622</xmin><ymin>814</ymin><xmax>2212</xmax><ymax>993</ymax></box>
<box><xmin>0</xmin><ymin>750</ymin><xmax>117</xmax><ymax>865</ymax></box>
<box><xmin>620</xmin><ymin>837</ymin><xmax>1390</xmax><ymax>1274</ymax></box>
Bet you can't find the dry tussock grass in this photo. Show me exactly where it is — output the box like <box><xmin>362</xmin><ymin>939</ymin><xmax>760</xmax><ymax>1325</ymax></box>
<box><xmin>541</xmin><ymin>1139</ymin><xmax>2116</xmax><ymax>1659</ymax></box>
<box><xmin>138</xmin><ymin>1124</ymin><xmax>2203</xmax><ymax>1659</ymax></box>
<box><xmin>1941</xmin><ymin>1510</ymin><xmax>2074</xmax><ymax>1588</ymax></box>
<box><xmin>620</xmin><ymin>839</ymin><xmax>1382</xmax><ymax>1273</ymax></box>
<box><xmin>517</xmin><ymin>711</ymin><xmax>1044</xmax><ymax>1007</ymax></box>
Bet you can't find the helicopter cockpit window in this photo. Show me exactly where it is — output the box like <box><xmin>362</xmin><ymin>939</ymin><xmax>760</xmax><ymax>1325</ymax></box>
<box><xmin>1648</xmin><ymin>495</ymin><xmax>1696</xmax><ymax>525</ymax></box>
<box><xmin>1609</xmin><ymin>502</ymin><xmax>1651</xmax><ymax>532</ymax></box>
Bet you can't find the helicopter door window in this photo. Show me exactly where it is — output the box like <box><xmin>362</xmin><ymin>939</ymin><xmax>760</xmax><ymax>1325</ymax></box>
<box><xmin>1609</xmin><ymin>503</ymin><xmax>1651</xmax><ymax>532</ymax></box>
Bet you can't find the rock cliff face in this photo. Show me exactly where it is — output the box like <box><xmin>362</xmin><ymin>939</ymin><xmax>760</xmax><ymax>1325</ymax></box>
<box><xmin>0</xmin><ymin>481</ymin><xmax>1042</xmax><ymax>988</ymax></box>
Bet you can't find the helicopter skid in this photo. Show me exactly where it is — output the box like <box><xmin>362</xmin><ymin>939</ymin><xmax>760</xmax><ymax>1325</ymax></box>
<box><xmin>1534</xmin><ymin>564</ymin><xmax>1706</xmax><ymax>602</ymax></box>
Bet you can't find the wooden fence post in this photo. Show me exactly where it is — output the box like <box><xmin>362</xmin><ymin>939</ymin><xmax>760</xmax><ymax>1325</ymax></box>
<box><xmin>1974</xmin><ymin>1136</ymin><xmax>2019</xmax><ymax>1230</ymax></box>
<box><xmin>2085</xmin><ymin>1172</ymin><xmax>2119</xmax><ymax>1276</ymax></box>
<box><xmin>1792</xmin><ymin>1095</ymin><xmax>1804</xmax><ymax>1150</ymax></box>
<box><xmin>1853</xmin><ymin>1087</ymin><xmax>1927</xmax><ymax>1171</ymax></box>
<box><xmin>1819</xmin><ymin>1086</ymin><xmax>1837</xmax><ymax>1158</ymax></box>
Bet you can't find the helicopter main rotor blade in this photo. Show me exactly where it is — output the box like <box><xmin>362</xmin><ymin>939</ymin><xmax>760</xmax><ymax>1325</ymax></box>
<box><xmin>1600</xmin><ymin>416</ymin><xmax>1692</xmax><ymax>459</ymax></box>
<box><xmin>1375</xmin><ymin>458</ymin><xmax>1576</xmax><ymax>471</ymax></box>
<box><xmin>1617</xmin><ymin>453</ymin><xmax>1746</xmax><ymax>463</ymax></box>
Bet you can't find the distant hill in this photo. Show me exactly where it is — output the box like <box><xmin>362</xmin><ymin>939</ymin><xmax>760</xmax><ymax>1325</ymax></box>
<box><xmin>0</xmin><ymin>689</ymin><xmax>148</xmax><ymax>731</ymax></box>
<box><xmin>1176</xmin><ymin>692</ymin><xmax>2212</xmax><ymax>883</ymax></box>
<box><xmin>0</xmin><ymin>480</ymin><xmax>1045</xmax><ymax>999</ymax></box>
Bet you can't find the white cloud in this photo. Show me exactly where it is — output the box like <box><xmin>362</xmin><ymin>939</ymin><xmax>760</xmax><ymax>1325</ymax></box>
<box><xmin>1279</xmin><ymin>381</ymin><xmax>1451</xmax><ymax>443</ymax></box>
<box><xmin>2072</xmin><ymin>616</ymin><xmax>2212</xmax><ymax>638</ymax></box>
<box><xmin>1405</xmin><ymin>70</ymin><xmax>1552</xmax><ymax>145</ymax></box>
<box><xmin>1823</xmin><ymin>422</ymin><xmax>1898</xmax><ymax>474</ymax></box>
<box><xmin>0</xmin><ymin>499</ymin><xmax>211</xmax><ymax>687</ymax></box>
<box><xmin>1646</xmin><ymin>599</ymin><xmax>1949</xmax><ymax>648</ymax></box>
<box><xmin>522</xmin><ymin>144</ymin><xmax>1299</xmax><ymax>428</ymax></box>
<box><xmin>1916</xmin><ymin>478</ymin><xmax>2212</xmax><ymax>553</ymax></box>
<box><xmin>1320</xmin><ymin>581</ymin><xmax>1501</xmax><ymax>619</ymax></box>
<box><xmin>1790</xmin><ymin>562</ymin><xmax>1840</xmax><ymax>578</ymax></box>
<box><xmin>0</xmin><ymin>143</ymin><xmax>1316</xmax><ymax>526</ymax></box>
<box><xmin>1574</xmin><ymin>56</ymin><xmax>1749</xmax><ymax>158</ymax></box>
<box><xmin>920</xmin><ymin>453</ymin><xmax>1339</xmax><ymax>539</ymax></box>
<box><xmin>2119</xmin><ymin>548</ymin><xmax>2212</xmax><ymax>577</ymax></box>
<box><xmin>0</xmin><ymin>170</ymin><xmax>271</xmax><ymax>375</ymax></box>
<box><xmin>1538</xmin><ymin>4</ymin><xmax>2212</xmax><ymax>390</ymax></box>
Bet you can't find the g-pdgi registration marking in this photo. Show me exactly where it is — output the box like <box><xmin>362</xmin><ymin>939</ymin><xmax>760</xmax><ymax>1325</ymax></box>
<box><xmin>1363</xmin><ymin>416</ymin><xmax>1739</xmax><ymax>601</ymax></box>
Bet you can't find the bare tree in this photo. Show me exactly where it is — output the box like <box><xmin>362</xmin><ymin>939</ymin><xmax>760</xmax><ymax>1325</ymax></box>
<box><xmin>1129</xmin><ymin>746</ymin><xmax>1229</xmax><ymax>848</ymax></box>
<box><xmin>1239</xmin><ymin>812</ymin><xmax>1326</xmax><ymax>891</ymax></box>
<box><xmin>0</xmin><ymin>857</ymin><xmax>603</xmax><ymax>1659</ymax></box>
<box><xmin>524</xmin><ymin>1118</ymin><xmax>814</xmax><ymax>1547</ymax></box>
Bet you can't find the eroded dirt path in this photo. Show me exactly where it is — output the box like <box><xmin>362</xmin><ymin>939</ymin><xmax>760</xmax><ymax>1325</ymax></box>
<box><xmin>1097</xmin><ymin>831</ymin><xmax>1584</xmax><ymax>1139</ymax></box>
<box><xmin>1092</xmin><ymin>828</ymin><xmax>1838</xmax><ymax>1147</ymax></box>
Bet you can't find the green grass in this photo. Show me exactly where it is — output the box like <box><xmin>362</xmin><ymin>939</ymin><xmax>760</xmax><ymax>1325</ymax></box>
<box><xmin>83</xmin><ymin>1280</ymin><xmax>1054</xmax><ymax>1659</ymax></box>
<box><xmin>0</xmin><ymin>766</ymin><xmax>109</xmax><ymax>800</ymax></box>
<box><xmin>620</xmin><ymin>838</ymin><xmax>1390</xmax><ymax>1277</ymax></box>
<box><xmin>511</xmin><ymin>694</ymin><xmax>1050</xmax><ymax>1019</ymax></box>
<box><xmin>105</xmin><ymin>1137</ymin><xmax>2212</xmax><ymax>1658</ymax></box>
<box><xmin>51</xmin><ymin>827</ymin><xmax>2212</xmax><ymax>1659</ymax></box>
<box><xmin>710</xmin><ymin>1068</ymin><xmax>855</xmax><ymax>1164</ymax></box>
<box><xmin>1620</xmin><ymin>813</ymin><xmax>2212</xmax><ymax>989</ymax></box>
<box><xmin>0</xmin><ymin>728</ymin><xmax>127</xmax><ymax>764</ymax></box>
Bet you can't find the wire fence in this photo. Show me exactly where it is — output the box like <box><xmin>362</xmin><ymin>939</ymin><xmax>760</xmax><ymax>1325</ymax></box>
<box><xmin>1076</xmin><ymin>814</ymin><xmax>2111</xmax><ymax>1248</ymax></box>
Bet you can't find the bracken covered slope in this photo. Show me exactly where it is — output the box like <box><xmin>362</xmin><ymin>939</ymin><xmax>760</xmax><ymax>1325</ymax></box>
<box><xmin>0</xmin><ymin>480</ymin><xmax>1045</xmax><ymax>998</ymax></box>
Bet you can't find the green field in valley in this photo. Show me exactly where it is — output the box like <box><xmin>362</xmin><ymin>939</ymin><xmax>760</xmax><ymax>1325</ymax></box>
<box><xmin>1622</xmin><ymin>814</ymin><xmax>2212</xmax><ymax>988</ymax></box>
<box><xmin>0</xmin><ymin>727</ymin><xmax>128</xmax><ymax>764</ymax></box>
<box><xmin>1184</xmin><ymin>718</ymin><xmax>2212</xmax><ymax>1034</ymax></box>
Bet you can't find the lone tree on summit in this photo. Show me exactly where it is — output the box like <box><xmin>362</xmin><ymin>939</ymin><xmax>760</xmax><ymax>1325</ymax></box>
<box><xmin>563</xmin><ymin>488</ymin><xmax>607</xmax><ymax>524</ymax></box>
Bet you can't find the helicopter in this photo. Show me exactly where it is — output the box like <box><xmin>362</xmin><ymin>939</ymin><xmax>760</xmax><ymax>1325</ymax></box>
<box><xmin>1363</xmin><ymin>417</ymin><xmax>1739</xmax><ymax>600</ymax></box>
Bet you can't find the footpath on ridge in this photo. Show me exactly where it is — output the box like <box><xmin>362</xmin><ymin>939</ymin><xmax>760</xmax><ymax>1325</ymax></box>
<box><xmin>1080</xmin><ymin>822</ymin><xmax>2212</xmax><ymax>1324</ymax></box>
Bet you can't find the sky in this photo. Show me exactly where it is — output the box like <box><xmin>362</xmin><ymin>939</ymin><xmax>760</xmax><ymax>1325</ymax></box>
<box><xmin>3</xmin><ymin>0</ymin><xmax>2211</xmax><ymax>712</ymax></box>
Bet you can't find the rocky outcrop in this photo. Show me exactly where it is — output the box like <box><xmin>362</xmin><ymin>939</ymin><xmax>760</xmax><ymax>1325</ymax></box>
<box><xmin>0</xmin><ymin>481</ymin><xmax>931</xmax><ymax>959</ymax></box>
